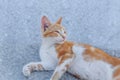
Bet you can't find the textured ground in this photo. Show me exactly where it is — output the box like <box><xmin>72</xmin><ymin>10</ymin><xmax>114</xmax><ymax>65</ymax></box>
<box><xmin>0</xmin><ymin>0</ymin><xmax>120</xmax><ymax>80</ymax></box>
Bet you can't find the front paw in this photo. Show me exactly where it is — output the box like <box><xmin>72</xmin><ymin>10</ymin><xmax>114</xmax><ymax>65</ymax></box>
<box><xmin>22</xmin><ymin>64</ymin><xmax>31</xmax><ymax>77</ymax></box>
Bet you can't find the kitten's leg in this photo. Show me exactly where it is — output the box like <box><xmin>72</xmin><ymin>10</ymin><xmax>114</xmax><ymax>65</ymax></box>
<box><xmin>50</xmin><ymin>53</ymin><xmax>74</xmax><ymax>80</ymax></box>
<box><xmin>23</xmin><ymin>61</ymin><xmax>53</xmax><ymax>76</ymax></box>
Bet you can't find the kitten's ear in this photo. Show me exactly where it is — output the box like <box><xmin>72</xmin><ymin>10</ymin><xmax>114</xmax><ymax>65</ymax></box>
<box><xmin>56</xmin><ymin>17</ymin><xmax>62</xmax><ymax>24</ymax></box>
<box><xmin>41</xmin><ymin>16</ymin><xmax>51</xmax><ymax>32</ymax></box>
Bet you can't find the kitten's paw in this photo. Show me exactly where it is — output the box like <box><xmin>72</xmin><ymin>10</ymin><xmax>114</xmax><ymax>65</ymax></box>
<box><xmin>22</xmin><ymin>64</ymin><xmax>31</xmax><ymax>77</ymax></box>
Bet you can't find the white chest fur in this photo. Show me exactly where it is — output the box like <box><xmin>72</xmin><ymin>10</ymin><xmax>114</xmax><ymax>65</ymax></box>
<box><xmin>39</xmin><ymin>44</ymin><xmax>58</xmax><ymax>70</ymax></box>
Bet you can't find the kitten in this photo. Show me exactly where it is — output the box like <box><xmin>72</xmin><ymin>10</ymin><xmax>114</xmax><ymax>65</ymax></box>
<box><xmin>23</xmin><ymin>16</ymin><xmax>120</xmax><ymax>80</ymax></box>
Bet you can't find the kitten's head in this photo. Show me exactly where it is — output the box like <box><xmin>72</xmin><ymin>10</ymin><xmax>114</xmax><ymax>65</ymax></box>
<box><xmin>41</xmin><ymin>16</ymin><xmax>67</xmax><ymax>44</ymax></box>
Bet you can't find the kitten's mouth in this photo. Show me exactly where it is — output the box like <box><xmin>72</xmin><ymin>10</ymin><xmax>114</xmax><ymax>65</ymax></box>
<box><xmin>61</xmin><ymin>38</ymin><xmax>66</xmax><ymax>42</ymax></box>
<box><xmin>57</xmin><ymin>38</ymin><xmax>66</xmax><ymax>42</ymax></box>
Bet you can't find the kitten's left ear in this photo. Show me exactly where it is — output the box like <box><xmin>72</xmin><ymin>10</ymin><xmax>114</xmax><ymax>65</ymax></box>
<box><xmin>56</xmin><ymin>17</ymin><xmax>62</xmax><ymax>24</ymax></box>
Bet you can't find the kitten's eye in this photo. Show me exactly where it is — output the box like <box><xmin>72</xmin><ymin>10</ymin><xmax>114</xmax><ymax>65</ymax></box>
<box><xmin>55</xmin><ymin>31</ymin><xmax>60</xmax><ymax>33</ymax></box>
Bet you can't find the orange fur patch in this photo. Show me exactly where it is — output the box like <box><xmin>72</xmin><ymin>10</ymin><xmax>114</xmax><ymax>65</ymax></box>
<box><xmin>81</xmin><ymin>44</ymin><xmax>120</xmax><ymax>66</ymax></box>
<box><xmin>55</xmin><ymin>41</ymin><xmax>74</xmax><ymax>64</ymax></box>
<box><xmin>56</xmin><ymin>41</ymin><xmax>74</xmax><ymax>58</ymax></box>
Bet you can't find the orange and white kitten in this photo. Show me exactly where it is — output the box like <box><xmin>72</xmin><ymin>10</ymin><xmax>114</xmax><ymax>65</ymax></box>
<box><xmin>23</xmin><ymin>16</ymin><xmax>120</xmax><ymax>80</ymax></box>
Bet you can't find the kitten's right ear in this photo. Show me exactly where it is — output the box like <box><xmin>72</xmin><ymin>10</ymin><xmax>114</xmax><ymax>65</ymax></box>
<box><xmin>41</xmin><ymin>16</ymin><xmax>51</xmax><ymax>32</ymax></box>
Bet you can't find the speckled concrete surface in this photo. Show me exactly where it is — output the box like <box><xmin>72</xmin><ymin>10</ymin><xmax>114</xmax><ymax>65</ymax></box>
<box><xmin>0</xmin><ymin>0</ymin><xmax>120</xmax><ymax>80</ymax></box>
